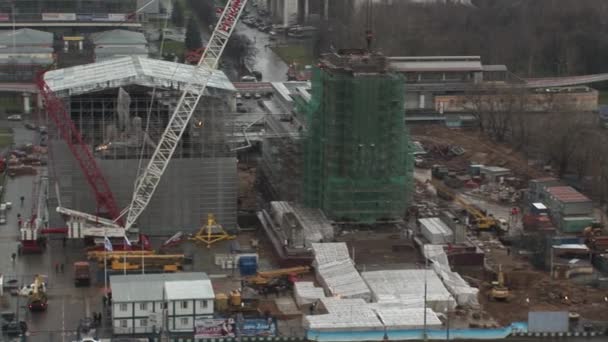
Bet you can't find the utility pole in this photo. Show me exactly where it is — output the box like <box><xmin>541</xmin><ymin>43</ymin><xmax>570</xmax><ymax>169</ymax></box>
<box><xmin>423</xmin><ymin>245</ymin><xmax>428</xmax><ymax>341</ymax></box>
<box><xmin>11</xmin><ymin>1</ymin><xmax>15</xmax><ymax>55</ymax></box>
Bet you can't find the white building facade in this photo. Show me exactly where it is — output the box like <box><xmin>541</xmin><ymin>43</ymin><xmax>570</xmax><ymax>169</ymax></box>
<box><xmin>164</xmin><ymin>280</ymin><xmax>215</xmax><ymax>332</ymax></box>
<box><xmin>110</xmin><ymin>273</ymin><xmax>213</xmax><ymax>335</ymax></box>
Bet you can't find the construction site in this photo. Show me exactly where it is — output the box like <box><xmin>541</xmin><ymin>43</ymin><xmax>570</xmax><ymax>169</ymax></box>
<box><xmin>2</xmin><ymin>0</ymin><xmax>608</xmax><ymax>341</ymax></box>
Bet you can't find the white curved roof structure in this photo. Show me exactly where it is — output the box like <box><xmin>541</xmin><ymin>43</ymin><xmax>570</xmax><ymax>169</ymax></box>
<box><xmin>44</xmin><ymin>56</ymin><xmax>235</xmax><ymax>97</ymax></box>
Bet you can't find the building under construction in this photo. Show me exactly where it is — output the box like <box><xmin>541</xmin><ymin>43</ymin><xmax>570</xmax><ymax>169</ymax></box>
<box><xmin>44</xmin><ymin>56</ymin><xmax>238</xmax><ymax>235</ymax></box>
<box><xmin>260</xmin><ymin>51</ymin><xmax>414</xmax><ymax>224</ymax></box>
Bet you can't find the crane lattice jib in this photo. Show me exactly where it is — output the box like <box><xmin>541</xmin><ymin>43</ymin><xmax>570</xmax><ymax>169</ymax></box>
<box><xmin>124</xmin><ymin>0</ymin><xmax>248</xmax><ymax>230</ymax></box>
<box><xmin>37</xmin><ymin>78</ymin><xmax>123</xmax><ymax>224</ymax></box>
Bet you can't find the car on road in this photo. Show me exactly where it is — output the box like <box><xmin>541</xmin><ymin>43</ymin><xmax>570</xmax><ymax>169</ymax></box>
<box><xmin>236</xmin><ymin>93</ymin><xmax>242</xmax><ymax>99</ymax></box>
<box><xmin>7</xmin><ymin>115</ymin><xmax>22</xmax><ymax>121</ymax></box>
<box><xmin>24</xmin><ymin>122</ymin><xmax>37</xmax><ymax>130</ymax></box>
<box><xmin>240</xmin><ymin>75</ymin><xmax>257</xmax><ymax>83</ymax></box>
<box><xmin>254</xmin><ymin>93</ymin><xmax>262</xmax><ymax>99</ymax></box>
<box><xmin>243</xmin><ymin>93</ymin><xmax>252</xmax><ymax>99</ymax></box>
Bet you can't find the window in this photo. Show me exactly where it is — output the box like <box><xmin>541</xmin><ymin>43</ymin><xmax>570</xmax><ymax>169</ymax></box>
<box><xmin>200</xmin><ymin>300</ymin><xmax>208</xmax><ymax>309</ymax></box>
<box><xmin>119</xmin><ymin>303</ymin><xmax>128</xmax><ymax>312</ymax></box>
<box><xmin>120</xmin><ymin>320</ymin><xmax>128</xmax><ymax>328</ymax></box>
<box><xmin>180</xmin><ymin>317</ymin><xmax>189</xmax><ymax>326</ymax></box>
<box><xmin>139</xmin><ymin>303</ymin><xmax>147</xmax><ymax>311</ymax></box>
<box><xmin>180</xmin><ymin>301</ymin><xmax>189</xmax><ymax>309</ymax></box>
<box><xmin>140</xmin><ymin>319</ymin><xmax>148</xmax><ymax>327</ymax></box>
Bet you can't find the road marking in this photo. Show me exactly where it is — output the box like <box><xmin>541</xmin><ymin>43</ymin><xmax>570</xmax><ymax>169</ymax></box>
<box><xmin>85</xmin><ymin>294</ymin><xmax>90</xmax><ymax>317</ymax></box>
<box><xmin>62</xmin><ymin>297</ymin><xmax>65</xmax><ymax>337</ymax></box>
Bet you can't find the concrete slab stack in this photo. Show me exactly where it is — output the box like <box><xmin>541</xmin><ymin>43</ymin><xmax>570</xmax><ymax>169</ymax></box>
<box><xmin>311</xmin><ymin>243</ymin><xmax>371</xmax><ymax>301</ymax></box>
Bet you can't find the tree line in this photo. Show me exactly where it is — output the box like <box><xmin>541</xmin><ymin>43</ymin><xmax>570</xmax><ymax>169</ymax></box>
<box><xmin>319</xmin><ymin>0</ymin><xmax>608</xmax><ymax>78</ymax></box>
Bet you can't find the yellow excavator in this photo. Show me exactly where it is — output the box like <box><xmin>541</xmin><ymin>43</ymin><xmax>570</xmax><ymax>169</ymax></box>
<box><xmin>490</xmin><ymin>265</ymin><xmax>510</xmax><ymax>301</ymax></box>
<box><xmin>431</xmin><ymin>179</ymin><xmax>499</xmax><ymax>230</ymax></box>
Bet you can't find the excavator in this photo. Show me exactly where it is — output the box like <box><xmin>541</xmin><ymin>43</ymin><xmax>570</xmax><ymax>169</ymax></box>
<box><xmin>489</xmin><ymin>265</ymin><xmax>510</xmax><ymax>301</ymax></box>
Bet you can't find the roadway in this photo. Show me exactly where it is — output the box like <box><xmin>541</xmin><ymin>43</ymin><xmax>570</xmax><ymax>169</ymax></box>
<box><xmin>236</xmin><ymin>18</ymin><xmax>288</xmax><ymax>81</ymax></box>
<box><xmin>0</xmin><ymin>122</ymin><xmax>108</xmax><ymax>341</ymax></box>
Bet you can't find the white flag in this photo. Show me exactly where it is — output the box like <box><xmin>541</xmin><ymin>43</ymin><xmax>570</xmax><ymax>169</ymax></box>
<box><xmin>104</xmin><ymin>236</ymin><xmax>113</xmax><ymax>251</ymax></box>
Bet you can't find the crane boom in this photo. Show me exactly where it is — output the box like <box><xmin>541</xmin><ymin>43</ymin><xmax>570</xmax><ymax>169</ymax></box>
<box><xmin>124</xmin><ymin>0</ymin><xmax>248</xmax><ymax>230</ymax></box>
<box><xmin>37</xmin><ymin>78</ymin><xmax>123</xmax><ymax>223</ymax></box>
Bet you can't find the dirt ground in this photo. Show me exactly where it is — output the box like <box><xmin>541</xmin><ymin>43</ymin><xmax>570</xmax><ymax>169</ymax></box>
<box><xmin>411</xmin><ymin>125</ymin><xmax>545</xmax><ymax>181</ymax></box>
<box><xmin>471</xmin><ymin>244</ymin><xmax>608</xmax><ymax>325</ymax></box>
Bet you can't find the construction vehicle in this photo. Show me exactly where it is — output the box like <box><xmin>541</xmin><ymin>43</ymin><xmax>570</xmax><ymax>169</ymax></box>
<box><xmin>189</xmin><ymin>213</ymin><xmax>235</xmax><ymax>248</ymax></box>
<box><xmin>74</xmin><ymin>262</ymin><xmax>91</xmax><ymax>287</ymax></box>
<box><xmin>106</xmin><ymin>254</ymin><xmax>185</xmax><ymax>272</ymax></box>
<box><xmin>245</xmin><ymin>266</ymin><xmax>310</xmax><ymax>286</ymax></box>
<box><xmin>431</xmin><ymin>179</ymin><xmax>499</xmax><ymax>231</ymax></box>
<box><xmin>37</xmin><ymin>0</ymin><xmax>249</xmax><ymax>245</ymax></box>
<box><xmin>23</xmin><ymin>275</ymin><xmax>47</xmax><ymax>311</ymax></box>
<box><xmin>215</xmin><ymin>290</ymin><xmax>260</xmax><ymax>314</ymax></box>
<box><xmin>489</xmin><ymin>265</ymin><xmax>510</xmax><ymax>301</ymax></box>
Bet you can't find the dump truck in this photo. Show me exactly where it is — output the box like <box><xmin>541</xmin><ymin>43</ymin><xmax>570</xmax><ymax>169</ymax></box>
<box><xmin>74</xmin><ymin>261</ymin><xmax>91</xmax><ymax>287</ymax></box>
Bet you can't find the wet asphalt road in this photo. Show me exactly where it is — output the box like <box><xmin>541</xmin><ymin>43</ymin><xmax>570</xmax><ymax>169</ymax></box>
<box><xmin>0</xmin><ymin>122</ymin><xmax>108</xmax><ymax>341</ymax></box>
<box><xmin>237</xmin><ymin>22</ymin><xmax>289</xmax><ymax>82</ymax></box>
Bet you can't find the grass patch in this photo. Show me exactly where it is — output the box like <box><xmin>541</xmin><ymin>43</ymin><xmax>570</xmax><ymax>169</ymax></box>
<box><xmin>599</xmin><ymin>90</ymin><xmax>608</xmax><ymax>105</ymax></box>
<box><xmin>162</xmin><ymin>40</ymin><xmax>186</xmax><ymax>57</ymax></box>
<box><xmin>271</xmin><ymin>45</ymin><xmax>316</xmax><ymax>65</ymax></box>
<box><xmin>0</xmin><ymin>132</ymin><xmax>13</xmax><ymax>149</ymax></box>
<box><xmin>0</xmin><ymin>96</ymin><xmax>21</xmax><ymax>114</ymax></box>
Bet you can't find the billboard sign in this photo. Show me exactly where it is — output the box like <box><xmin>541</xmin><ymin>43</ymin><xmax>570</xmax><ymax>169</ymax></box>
<box><xmin>42</xmin><ymin>13</ymin><xmax>76</xmax><ymax>21</ymax></box>
<box><xmin>108</xmin><ymin>13</ymin><xmax>126</xmax><ymax>21</ymax></box>
<box><xmin>194</xmin><ymin>318</ymin><xmax>236</xmax><ymax>338</ymax></box>
<box><xmin>76</xmin><ymin>14</ymin><xmax>93</xmax><ymax>21</ymax></box>
<box><xmin>92</xmin><ymin>14</ymin><xmax>109</xmax><ymax>21</ymax></box>
<box><xmin>240</xmin><ymin>318</ymin><xmax>277</xmax><ymax>337</ymax></box>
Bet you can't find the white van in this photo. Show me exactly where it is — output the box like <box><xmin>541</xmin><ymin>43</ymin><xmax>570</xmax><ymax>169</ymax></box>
<box><xmin>0</xmin><ymin>204</ymin><xmax>7</xmax><ymax>224</ymax></box>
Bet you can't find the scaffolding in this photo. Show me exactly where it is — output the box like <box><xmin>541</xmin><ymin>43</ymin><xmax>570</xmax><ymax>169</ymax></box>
<box><xmin>47</xmin><ymin>86</ymin><xmax>239</xmax><ymax>235</ymax></box>
<box><xmin>299</xmin><ymin>53</ymin><xmax>414</xmax><ymax>223</ymax></box>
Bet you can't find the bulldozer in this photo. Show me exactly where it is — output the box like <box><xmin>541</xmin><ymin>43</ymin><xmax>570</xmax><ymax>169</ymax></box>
<box><xmin>489</xmin><ymin>265</ymin><xmax>510</xmax><ymax>301</ymax></box>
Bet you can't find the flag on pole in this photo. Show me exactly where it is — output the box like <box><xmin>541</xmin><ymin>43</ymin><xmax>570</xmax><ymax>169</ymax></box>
<box><xmin>104</xmin><ymin>236</ymin><xmax>113</xmax><ymax>252</ymax></box>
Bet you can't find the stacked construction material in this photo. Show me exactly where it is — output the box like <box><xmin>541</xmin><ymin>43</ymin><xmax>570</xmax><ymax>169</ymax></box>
<box><xmin>424</xmin><ymin>244</ymin><xmax>479</xmax><ymax>307</ymax></box>
<box><xmin>419</xmin><ymin>217</ymin><xmax>453</xmax><ymax>244</ymax></box>
<box><xmin>361</xmin><ymin>269</ymin><xmax>456</xmax><ymax>312</ymax></box>
<box><xmin>303</xmin><ymin>297</ymin><xmax>442</xmax><ymax>332</ymax></box>
<box><xmin>304</xmin><ymin>298</ymin><xmax>383</xmax><ymax>332</ymax></box>
<box><xmin>311</xmin><ymin>243</ymin><xmax>371</xmax><ymax>301</ymax></box>
<box><xmin>294</xmin><ymin>282</ymin><xmax>326</xmax><ymax>307</ymax></box>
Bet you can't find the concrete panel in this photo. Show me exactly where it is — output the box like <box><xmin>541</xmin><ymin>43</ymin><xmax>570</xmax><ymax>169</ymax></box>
<box><xmin>48</xmin><ymin>140</ymin><xmax>237</xmax><ymax>235</ymax></box>
<box><xmin>528</xmin><ymin>311</ymin><xmax>568</xmax><ymax>333</ymax></box>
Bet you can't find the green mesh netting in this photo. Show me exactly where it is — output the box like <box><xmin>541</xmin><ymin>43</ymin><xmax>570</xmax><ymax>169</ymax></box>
<box><xmin>298</xmin><ymin>67</ymin><xmax>413</xmax><ymax>223</ymax></box>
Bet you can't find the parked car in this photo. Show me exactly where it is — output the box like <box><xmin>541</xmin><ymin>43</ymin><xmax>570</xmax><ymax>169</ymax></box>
<box><xmin>243</xmin><ymin>93</ymin><xmax>252</xmax><ymax>99</ymax></box>
<box><xmin>236</xmin><ymin>93</ymin><xmax>242</xmax><ymax>99</ymax></box>
<box><xmin>24</xmin><ymin>123</ymin><xmax>37</xmax><ymax>130</ymax></box>
<box><xmin>254</xmin><ymin>93</ymin><xmax>262</xmax><ymax>99</ymax></box>
<box><xmin>7</xmin><ymin>115</ymin><xmax>22</xmax><ymax>121</ymax></box>
<box><xmin>240</xmin><ymin>75</ymin><xmax>257</xmax><ymax>83</ymax></box>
